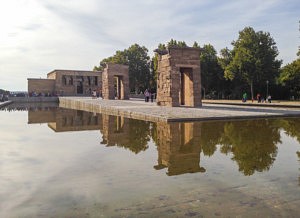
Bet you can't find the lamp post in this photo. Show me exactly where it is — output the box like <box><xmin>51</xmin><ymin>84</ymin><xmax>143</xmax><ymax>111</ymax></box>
<box><xmin>266</xmin><ymin>80</ymin><xmax>269</xmax><ymax>98</ymax></box>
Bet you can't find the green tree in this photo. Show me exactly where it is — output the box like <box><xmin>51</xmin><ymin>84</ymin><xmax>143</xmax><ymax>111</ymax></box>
<box><xmin>177</xmin><ymin>40</ymin><xmax>187</xmax><ymax>47</ymax></box>
<box><xmin>192</xmin><ymin>41</ymin><xmax>200</xmax><ymax>48</ymax></box>
<box><xmin>218</xmin><ymin>47</ymin><xmax>248</xmax><ymax>99</ymax></box>
<box><xmin>278</xmin><ymin>58</ymin><xmax>300</xmax><ymax>99</ymax></box>
<box><xmin>167</xmin><ymin>38</ymin><xmax>177</xmax><ymax>47</ymax></box>
<box><xmin>200</xmin><ymin>44</ymin><xmax>224</xmax><ymax>98</ymax></box>
<box><xmin>94</xmin><ymin>44</ymin><xmax>152</xmax><ymax>92</ymax></box>
<box><xmin>93</xmin><ymin>51</ymin><xmax>127</xmax><ymax>71</ymax></box>
<box><xmin>150</xmin><ymin>56</ymin><xmax>158</xmax><ymax>90</ymax></box>
<box><xmin>225</xmin><ymin>27</ymin><xmax>281</xmax><ymax>100</ymax></box>
<box><xmin>125</xmin><ymin>44</ymin><xmax>151</xmax><ymax>92</ymax></box>
<box><xmin>219</xmin><ymin>47</ymin><xmax>233</xmax><ymax>78</ymax></box>
<box><xmin>167</xmin><ymin>39</ymin><xmax>188</xmax><ymax>48</ymax></box>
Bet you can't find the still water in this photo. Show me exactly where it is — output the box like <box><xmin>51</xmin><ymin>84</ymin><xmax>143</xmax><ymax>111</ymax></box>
<box><xmin>0</xmin><ymin>103</ymin><xmax>299</xmax><ymax>217</ymax></box>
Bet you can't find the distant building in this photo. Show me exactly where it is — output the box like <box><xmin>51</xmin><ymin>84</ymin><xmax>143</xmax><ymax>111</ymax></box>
<box><xmin>28</xmin><ymin>69</ymin><xmax>102</xmax><ymax>96</ymax></box>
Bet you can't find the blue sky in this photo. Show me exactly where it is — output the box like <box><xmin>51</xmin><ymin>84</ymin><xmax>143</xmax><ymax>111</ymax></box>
<box><xmin>0</xmin><ymin>0</ymin><xmax>299</xmax><ymax>91</ymax></box>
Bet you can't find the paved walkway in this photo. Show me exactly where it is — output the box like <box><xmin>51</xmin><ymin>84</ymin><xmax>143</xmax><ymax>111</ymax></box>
<box><xmin>59</xmin><ymin>97</ymin><xmax>300</xmax><ymax>122</ymax></box>
<box><xmin>202</xmin><ymin>99</ymin><xmax>300</xmax><ymax>108</ymax></box>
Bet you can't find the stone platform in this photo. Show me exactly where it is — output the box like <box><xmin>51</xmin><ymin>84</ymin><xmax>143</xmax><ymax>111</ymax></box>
<box><xmin>0</xmin><ymin>101</ymin><xmax>13</xmax><ymax>109</ymax></box>
<box><xmin>59</xmin><ymin>97</ymin><xmax>300</xmax><ymax>122</ymax></box>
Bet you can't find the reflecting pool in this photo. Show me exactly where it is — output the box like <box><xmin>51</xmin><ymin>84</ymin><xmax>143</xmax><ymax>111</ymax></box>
<box><xmin>1</xmin><ymin>103</ymin><xmax>299</xmax><ymax>217</ymax></box>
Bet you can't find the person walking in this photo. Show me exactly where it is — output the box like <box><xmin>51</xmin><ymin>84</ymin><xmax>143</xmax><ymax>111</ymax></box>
<box><xmin>267</xmin><ymin>95</ymin><xmax>272</xmax><ymax>103</ymax></box>
<box><xmin>242</xmin><ymin>92</ymin><xmax>247</xmax><ymax>102</ymax></box>
<box><xmin>150</xmin><ymin>91</ymin><xmax>155</xmax><ymax>102</ymax></box>
<box><xmin>257</xmin><ymin>93</ymin><xmax>261</xmax><ymax>103</ymax></box>
<box><xmin>144</xmin><ymin>89</ymin><xmax>150</xmax><ymax>102</ymax></box>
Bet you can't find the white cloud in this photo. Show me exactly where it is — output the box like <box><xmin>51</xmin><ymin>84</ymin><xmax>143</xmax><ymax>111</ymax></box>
<box><xmin>0</xmin><ymin>0</ymin><xmax>299</xmax><ymax>90</ymax></box>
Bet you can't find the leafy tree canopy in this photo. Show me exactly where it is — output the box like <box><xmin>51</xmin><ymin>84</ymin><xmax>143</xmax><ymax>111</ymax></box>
<box><xmin>278</xmin><ymin>58</ymin><xmax>300</xmax><ymax>98</ymax></box>
<box><xmin>225</xmin><ymin>27</ymin><xmax>281</xmax><ymax>99</ymax></box>
<box><xmin>94</xmin><ymin>44</ymin><xmax>152</xmax><ymax>92</ymax></box>
<box><xmin>167</xmin><ymin>39</ymin><xmax>188</xmax><ymax>47</ymax></box>
<box><xmin>193</xmin><ymin>41</ymin><xmax>200</xmax><ymax>48</ymax></box>
<box><xmin>200</xmin><ymin>44</ymin><xmax>225</xmax><ymax>98</ymax></box>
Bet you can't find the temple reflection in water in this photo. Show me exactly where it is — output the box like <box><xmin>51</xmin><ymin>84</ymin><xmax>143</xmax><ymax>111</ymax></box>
<box><xmin>154</xmin><ymin>122</ymin><xmax>206</xmax><ymax>176</ymax></box>
<box><xmin>14</xmin><ymin>103</ymin><xmax>300</xmax><ymax>179</ymax></box>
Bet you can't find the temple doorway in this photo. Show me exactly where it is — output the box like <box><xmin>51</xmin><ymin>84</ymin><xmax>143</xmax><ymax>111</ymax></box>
<box><xmin>114</xmin><ymin>76</ymin><xmax>122</xmax><ymax>99</ymax></box>
<box><xmin>180</xmin><ymin>68</ymin><xmax>193</xmax><ymax>106</ymax></box>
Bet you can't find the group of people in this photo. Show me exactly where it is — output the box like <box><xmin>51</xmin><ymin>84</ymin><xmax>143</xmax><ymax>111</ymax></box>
<box><xmin>242</xmin><ymin>92</ymin><xmax>272</xmax><ymax>103</ymax></box>
<box><xmin>144</xmin><ymin>89</ymin><xmax>155</xmax><ymax>102</ymax></box>
<box><xmin>256</xmin><ymin>93</ymin><xmax>272</xmax><ymax>103</ymax></box>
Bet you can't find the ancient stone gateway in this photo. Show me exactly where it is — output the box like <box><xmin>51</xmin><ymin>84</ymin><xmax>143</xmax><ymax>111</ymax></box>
<box><xmin>102</xmin><ymin>63</ymin><xmax>130</xmax><ymax>100</ymax></box>
<box><xmin>155</xmin><ymin>47</ymin><xmax>202</xmax><ymax>107</ymax></box>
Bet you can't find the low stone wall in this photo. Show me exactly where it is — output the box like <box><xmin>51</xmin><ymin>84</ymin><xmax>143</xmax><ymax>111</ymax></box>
<box><xmin>8</xmin><ymin>96</ymin><xmax>59</xmax><ymax>103</ymax></box>
<box><xmin>59</xmin><ymin>97</ymin><xmax>164</xmax><ymax>122</ymax></box>
<box><xmin>59</xmin><ymin>97</ymin><xmax>128</xmax><ymax>119</ymax></box>
<box><xmin>0</xmin><ymin>101</ymin><xmax>13</xmax><ymax>108</ymax></box>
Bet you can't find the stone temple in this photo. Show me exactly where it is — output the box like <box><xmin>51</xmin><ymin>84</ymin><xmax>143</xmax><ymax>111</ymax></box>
<box><xmin>27</xmin><ymin>64</ymin><xmax>129</xmax><ymax>99</ymax></box>
<box><xmin>28</xmin><ymin>69</ymin><xmax>102</xmax><ymax>96</ymax></box>
<box><xmin>28</xmin><ymin>46</ymin><xmax>202</xmax><ymax>107</ymax></box>
<box><xmin>155</xmin><ymin>46</ymin><xmax>202</xmax><ymax>107</ymax></box>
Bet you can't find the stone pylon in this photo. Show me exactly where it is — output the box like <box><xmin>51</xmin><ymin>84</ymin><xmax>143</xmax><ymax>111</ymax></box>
<box><xmin>155</xmin><ymin>46</ymin><xmax>202</xmax><ymax>107</ymax></box>
<box><xmin>102</xmin><ymin>63</ymin><xmax>129</xmax><ymax>100</ymax></box>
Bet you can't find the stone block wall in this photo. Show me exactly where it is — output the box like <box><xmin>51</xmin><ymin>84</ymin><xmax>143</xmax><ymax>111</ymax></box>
<box><xmin>28</xmin><ymin>78</ymin><xmax>55</xmax><ymax>94</ymax></box>
<box><xmin>48</xmin><ymin>70</ymin><xmax>102</xmax><ymax>96</ymax></box>
<box><xmin>28</xmin><ymin>70</ymin><xmax>102</xmax><ymax>97</ymax></box>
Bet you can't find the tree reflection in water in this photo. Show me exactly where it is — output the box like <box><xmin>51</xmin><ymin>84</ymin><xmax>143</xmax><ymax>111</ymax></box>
<box><xmin>218</xmin><ymin>120</ymin><xmax>280</xmax><ymax>176</ymax></box>
<box><xmin>275</xmin><ymin>118</ymin><xmax>300</xmax><ymax>185</ymax></box>
<box><xmin>9</xmin><ymin>102</ymin><xmax>300</xmax><ymax>177</ymax></box>
<box><xmin>100</xmin><ymin>115</ymin><xmax>151</xmax><ymax>154</ymax></box>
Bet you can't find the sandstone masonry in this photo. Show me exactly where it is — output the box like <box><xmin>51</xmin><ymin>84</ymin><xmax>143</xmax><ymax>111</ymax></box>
<box><xmin>155</xmin><ymin>47</ymin><xmax>202</xmax><ymax>107</ymax></box>
<box><xmin>102</xmin><ymin>63</ymin><xmax>129</xmax><ymax>100</ymax></box>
